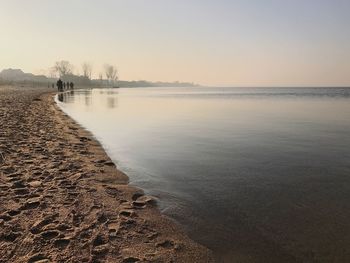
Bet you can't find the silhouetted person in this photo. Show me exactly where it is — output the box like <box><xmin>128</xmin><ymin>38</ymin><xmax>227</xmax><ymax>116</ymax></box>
<box><xmin>70</xmin><ymin>82</ymin><xmax>74</xmax><ymax>90</ymax></box>
<box><xmin>66</xmin><ymin>82</ymin><xmax>70</xmax><ymax>90</ymax></box>
<box><xmin>63</xmin><ymin>82</ymin><xmax>66</xmax><ymax>90</ymax></box>
<box><xmin>57</xmin><ymin>79</ymin><xmax>63</xmax><ymax>92</ymax></box>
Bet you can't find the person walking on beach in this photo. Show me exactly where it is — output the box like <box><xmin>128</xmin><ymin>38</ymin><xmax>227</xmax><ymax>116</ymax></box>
<box><xmin>57</xmin><ymin>79</ymin><xmax>63</xmax><ymax>92</ymax></box>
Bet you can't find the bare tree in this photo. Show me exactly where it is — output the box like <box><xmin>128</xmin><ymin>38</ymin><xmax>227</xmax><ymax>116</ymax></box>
<box><xmin>48</xmin><ymin>67</ymin><xmax>58</xmax><ymax>79</ymax></box>
<box><xmin>54</xmin><ymin>60</ymin><xmax>73</xmax><ymax>77</ymax></box>
<box><xmin>104</xmin><ymin>64</ymin><xmax>118</xmax><ymax>85</ymax></box>
<box><xmin>82</xmin><ymin>62</ymin><xmax>93</xmax><ymax>79</ymax></box>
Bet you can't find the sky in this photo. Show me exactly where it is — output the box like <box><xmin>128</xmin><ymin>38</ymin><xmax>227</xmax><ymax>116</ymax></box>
<box><xmin>0</xmin><ymin>0</ymin><xmax>349</xmax><ymax>86</ymax></box>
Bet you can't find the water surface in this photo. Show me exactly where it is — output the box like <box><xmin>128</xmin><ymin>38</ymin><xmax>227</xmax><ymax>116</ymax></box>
<box><xmin>57</xmin><ymin>87</ymin><xmax>350</xmax><ymax>262</ymax></box>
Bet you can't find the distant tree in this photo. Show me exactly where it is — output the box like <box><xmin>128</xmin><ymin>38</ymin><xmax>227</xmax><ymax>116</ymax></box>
<box><xmin>54</xmin><ymin>60</ymin><xmax>73</xmax><ymax>77</ymax></box>
<box><xmin>48</xmin><ymin>67</ymin><xmax>58</xmax><ymax>79</ymax></box>
<box><xmin>104</xmin><ymin>64</ymin><xmax>118</xmax><ymax>85</ymax></box>
<box><xmin>82</xmin><ymin>62</ymin><xmax>92</xmax><ymax>80</ymax></box>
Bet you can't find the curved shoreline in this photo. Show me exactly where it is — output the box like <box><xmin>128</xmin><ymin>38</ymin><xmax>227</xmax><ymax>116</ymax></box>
<box><xmin>0</xmin><ymin>86</ymin><xmax>214</xmax><ymax>262</ymax></box>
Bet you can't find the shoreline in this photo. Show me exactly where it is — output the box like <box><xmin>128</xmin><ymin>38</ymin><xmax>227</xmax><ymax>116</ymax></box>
<box><xmin>0</xmin><ymin>86</ymin><xmax>213</xmax><ymax>262</ymax></box>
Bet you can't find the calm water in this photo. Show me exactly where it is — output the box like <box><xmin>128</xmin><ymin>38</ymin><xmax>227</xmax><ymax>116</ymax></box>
<box><xmin>57</xmin><ymin>87</ymin><xmax>350</xmax><ymax>262</ymax></box>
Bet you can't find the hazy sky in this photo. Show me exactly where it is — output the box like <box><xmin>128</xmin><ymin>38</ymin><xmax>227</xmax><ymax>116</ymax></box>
<box><xmin>0</xmin><ymin>0</ymin><xmax>349</xmax><ymax>86</ymax></box>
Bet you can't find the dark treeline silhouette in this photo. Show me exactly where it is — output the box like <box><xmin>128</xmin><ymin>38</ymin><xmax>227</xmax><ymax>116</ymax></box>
<box><xmin>0</xmin><ymin>66</ymin><xmax>200</xmax><ymax>88</ymax></box>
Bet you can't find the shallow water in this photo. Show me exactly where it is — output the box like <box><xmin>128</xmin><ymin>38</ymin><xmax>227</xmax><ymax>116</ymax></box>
<box><xmin>58</xmin><ymin>87</ymin><xmax>350</xmax><ymax>262</ymax></box>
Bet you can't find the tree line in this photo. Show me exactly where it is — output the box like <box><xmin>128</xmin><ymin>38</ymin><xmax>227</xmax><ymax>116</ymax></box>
<box><xmin>51</xmin><ymin>61</ymin><xmax>118</xmax><ymax>85</ymax></box>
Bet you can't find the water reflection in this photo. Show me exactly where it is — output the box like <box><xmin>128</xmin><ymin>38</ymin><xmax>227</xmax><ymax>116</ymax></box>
<box><xmin>58</xmin><ymin>93</ymin><xmax>63</xmax><ymax>102</ymax></box>
<box><xmin>59</xmin><ymin>88</ymin><xmax>119</xmax><ymax>109</ymax></box>
<box><xmin>107</xmin><ymin>97</ymin><xmax>118</xmax><ymax>109</ymax></box>
<box><xmin>58</xmin><ymin>90</ymin><xmax>76</xmax><ymax>103</ymax></box>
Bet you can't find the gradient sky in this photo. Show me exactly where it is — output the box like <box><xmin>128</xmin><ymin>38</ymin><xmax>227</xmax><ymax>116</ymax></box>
<box><xmin>0</xmin><ymin>0</ymin><xmax>349</xmax><ymax>86</ymax></box>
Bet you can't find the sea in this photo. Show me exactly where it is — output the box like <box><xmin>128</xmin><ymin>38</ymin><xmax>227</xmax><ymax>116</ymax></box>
<box><xmin>57</xmin><ymin>87</ymin><xmax>350</xmax><ymax>262</ymax></box>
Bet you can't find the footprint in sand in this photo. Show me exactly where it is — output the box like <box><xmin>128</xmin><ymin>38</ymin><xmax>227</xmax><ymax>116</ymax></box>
<box><xmin>0</xmin><ymin>213</ymin><xmax>12</xmax><ymax>222</ymax></box>
<box><xmin>53</xmin><ymin>238</ymin><xmax>70</xmax><ymax>249</ymax></box>
<box><xmin>122</xmin><ymin>257</ymin><xmax>141</xmax><ymax>263</ymax></box>
<box><xmin>8</xmin><ymin>209</ymin><xmax>21</xmax><ymax>217</ymax></box>
<box><xmin>107</xmin><ymin>221</ymin><xmax>120</xmax><ymax>238</ymax></box>
<box><xmin>1</xmin><ymin>231</ymin><xmax>21</xmax><ymax>242</ymax></box>
<box><xmin>40</xmin><ymin>230</ymin><xmax>60</xmax><ymax>240</ymax></box>
<box><xmin>14</xmin><ymin>188</ymin><xmax>31</xmax><ymax>197</ymax></box>
<box><xmin>21</xmin><ymin>198</ymin><xmax>41</xmax><ymax>210</ymax></box>
<box><xmin>105</xmin><ymin>186</ymin><xmax>121</xmax><ymax>197</ymax></box>
<box><xmin>11</xmin><ymin>180</ymin><xmax>26</xmax><ymax>189</ymax></box>
<box><xmin>30</xmin><ymin>213</ymin><xmax>59</xmax><ymax>234</ymax></box>
<box><xmin>7</xmin><ymin>173</ymin><xmax>21</xmax><ymax>182</ymax></box>
<box><xmin>27</xmin><ymin>253</ymin><xmax>49</xmax><ymax>263</ymax></box>
<box><xmin>132</xmin><ymin>195</ymin><xmax>157</xmax><ymax>209</ymax></box>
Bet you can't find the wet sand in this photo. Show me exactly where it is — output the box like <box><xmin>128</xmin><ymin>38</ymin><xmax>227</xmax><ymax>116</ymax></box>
<box><xmin>0</xmin><ymin>86</ymin><xmax>213</xmax><ymax>262</ymax></box>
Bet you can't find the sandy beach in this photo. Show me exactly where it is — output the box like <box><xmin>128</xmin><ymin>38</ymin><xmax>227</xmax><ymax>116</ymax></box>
<box><xmin>0</xmin><ymin>86</ymin><xmax>213</xmax><ymax>262</ymax></box>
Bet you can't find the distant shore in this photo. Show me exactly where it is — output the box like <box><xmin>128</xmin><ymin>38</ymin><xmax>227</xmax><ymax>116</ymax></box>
<box><xmin>0</xmin><ymin>86</ymin><xmax>213</xmax><ymax>262</ymax></box>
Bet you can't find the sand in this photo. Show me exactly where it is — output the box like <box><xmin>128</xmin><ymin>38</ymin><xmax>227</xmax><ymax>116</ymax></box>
<box><xmin>0</xmin><ymin>86</ymin><xmax>214</xmax><ymax>262</ymax></box>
